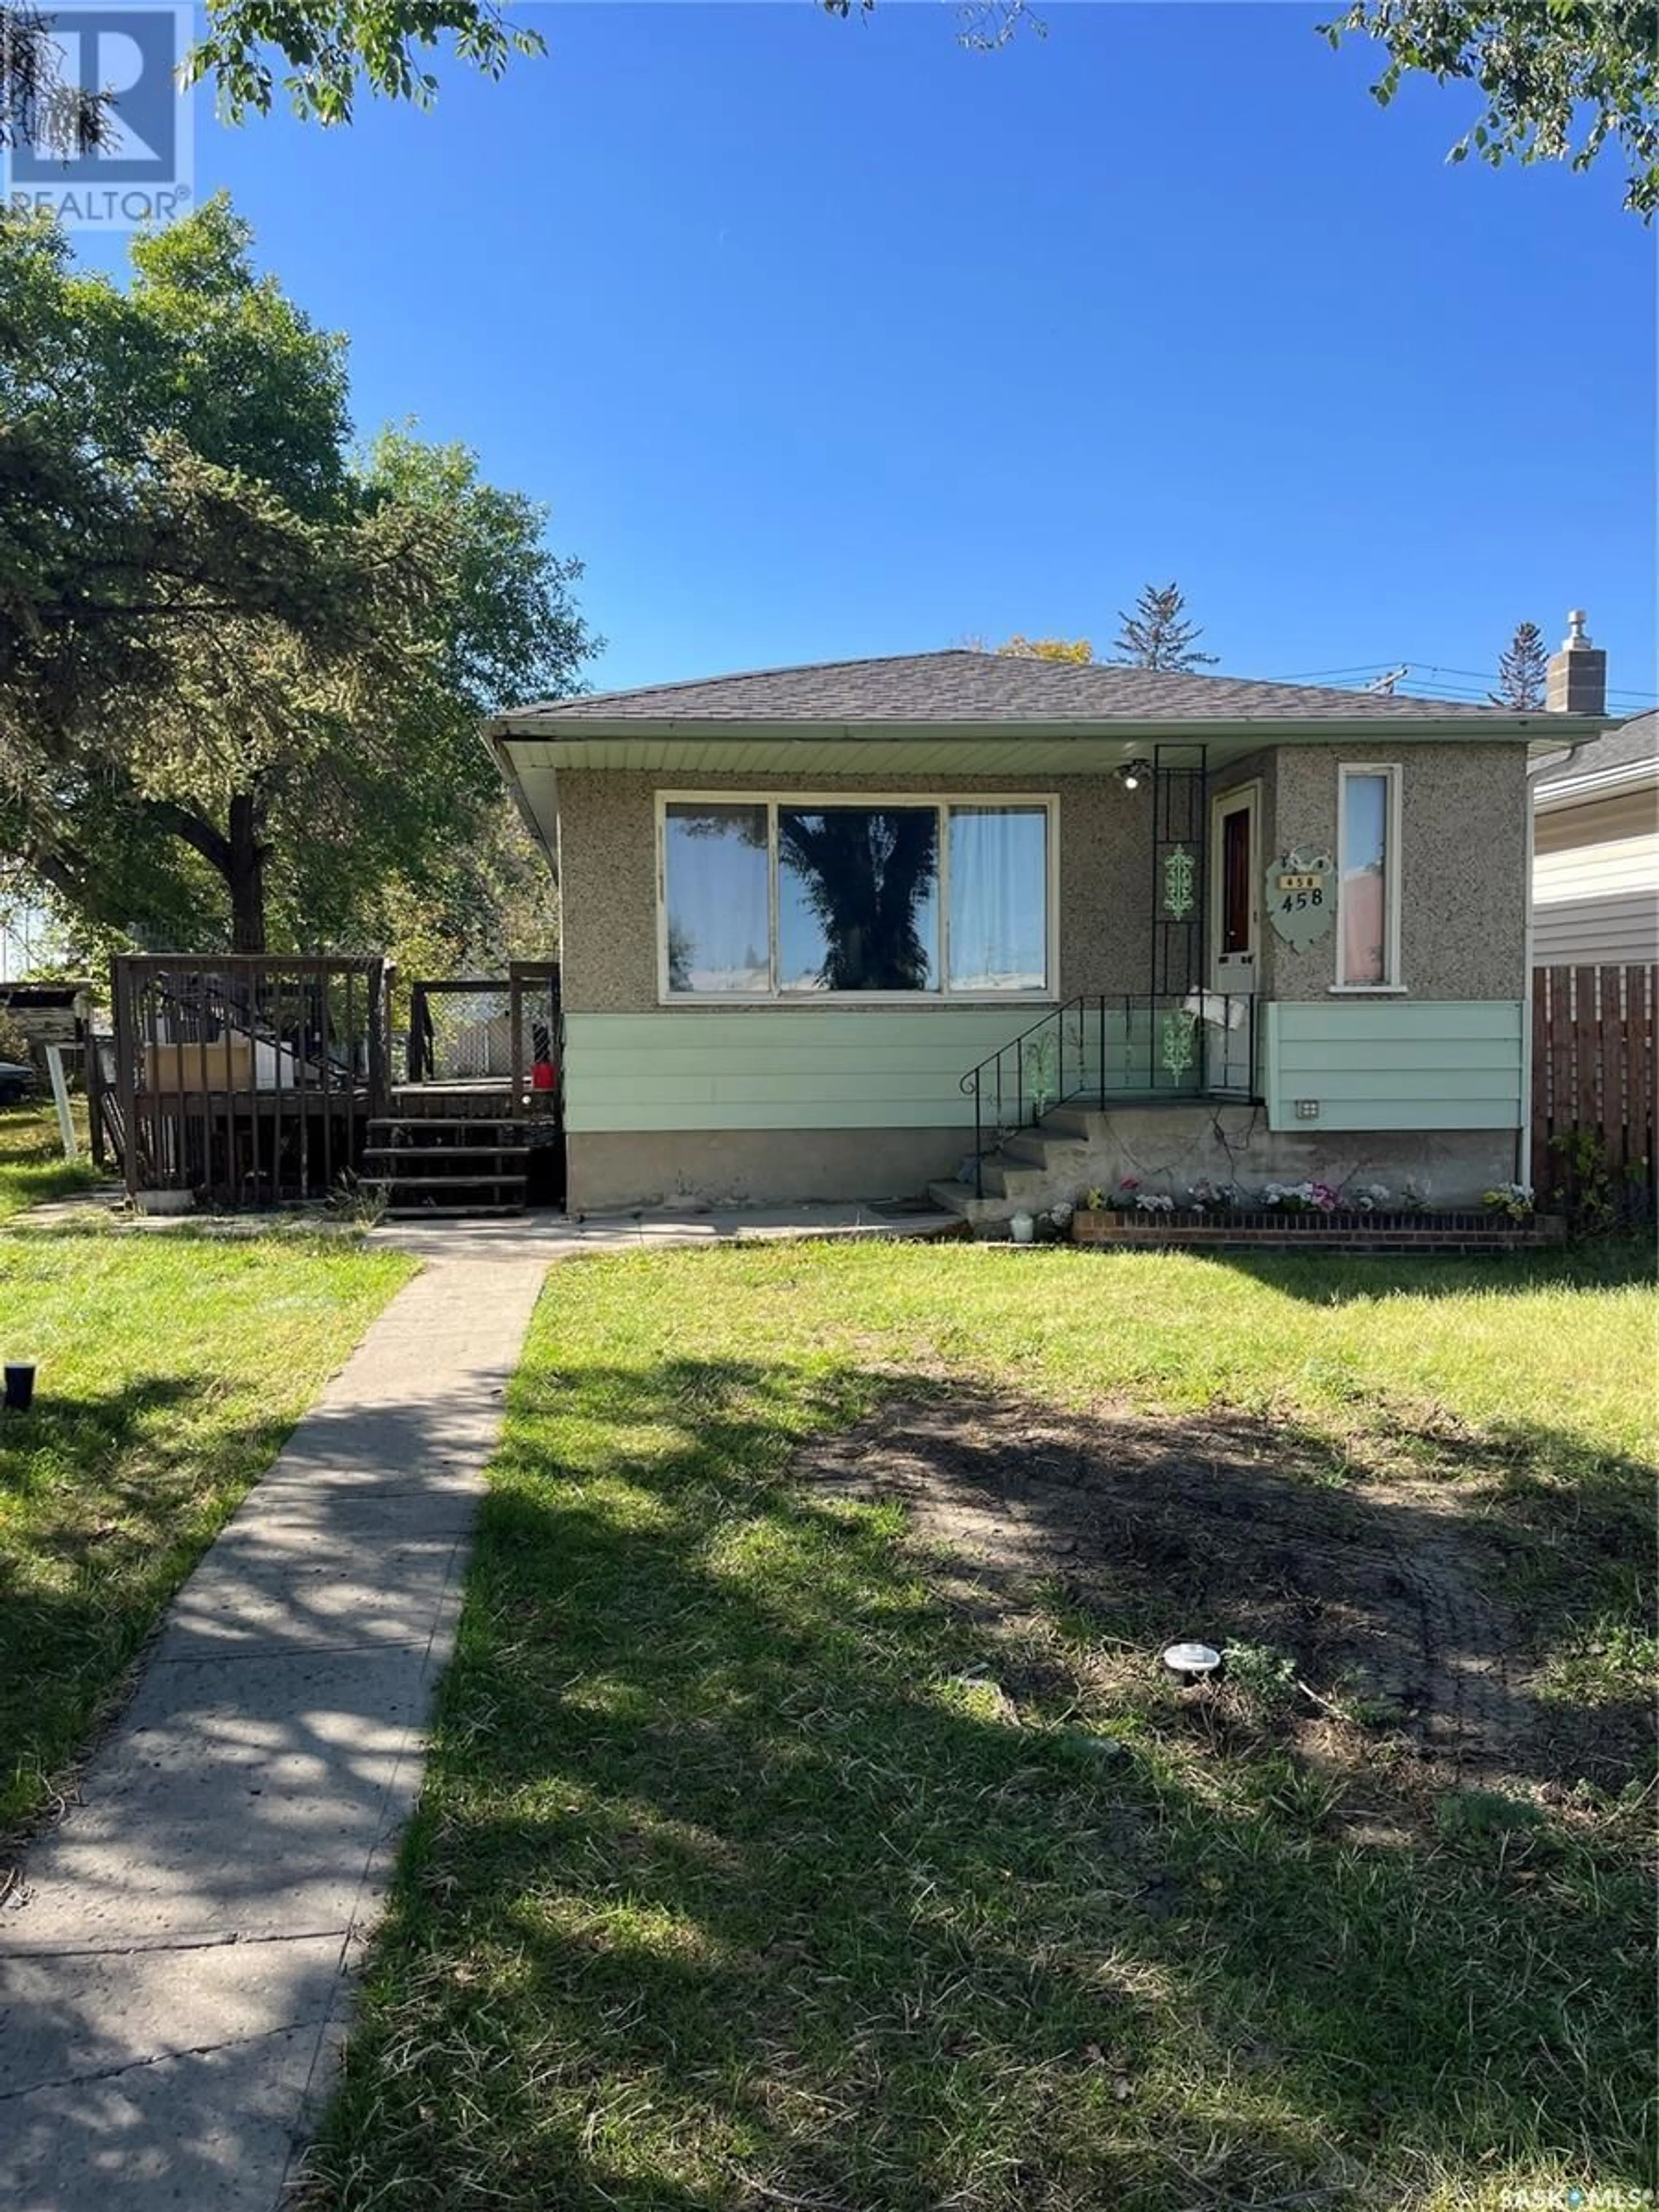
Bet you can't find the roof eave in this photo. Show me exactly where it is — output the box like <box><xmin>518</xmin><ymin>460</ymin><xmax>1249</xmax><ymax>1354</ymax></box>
<box><xmin>488</xmin><ymin>710</ymin><xmax>1610</xmax><ymax>748</ymax></box>
<box><xmin>487</xmin><ymin>727</ymin><xmax>560</xmax><ymax>885</ymax></box>
<box><xmin>1534</xmin><ymin>757</ymin><xmax>1659</xmax><ymax>811</ymax></box>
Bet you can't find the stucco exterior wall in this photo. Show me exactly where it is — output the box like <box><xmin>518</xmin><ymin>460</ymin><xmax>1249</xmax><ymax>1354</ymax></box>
<box><xmin>555</xmin><ymin>768</ymin><xmax>1150</xmax><ymax>1015</ymax></box>
<box><xmin>1269</xmin><ymin>743</ymin><xmax>1529</xmax><ymax>1002</ymax></box>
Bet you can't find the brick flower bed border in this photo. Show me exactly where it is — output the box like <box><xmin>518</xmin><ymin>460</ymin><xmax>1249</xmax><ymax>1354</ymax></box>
<box><xmin>1071</xmin><ymin>1208</ymin><xmax>1566</xmax><ymax>1253</ymax></box>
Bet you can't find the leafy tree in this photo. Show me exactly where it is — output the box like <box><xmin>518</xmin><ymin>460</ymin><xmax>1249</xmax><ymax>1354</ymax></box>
<box><xmin>375</xmin><ymin>802</ymin><xmax>561</xmax><ymax>986</ymax></box>
<box><xmin>6</xmin><ymin>0</ymin><xmax>1652</xmax><ymax>222</ymax></box>
<box><xmin>1110</xmin><ymin>582</ymin><xmax>1217</xmax><ymax>674</ymax></box>
<box><xmin>0</xmin><ymin>198</ymin><xmax>593</xmax><ymax>957</ymax></box>
<box><xmin>1490</xmin><ymin>619</ymin><xmax>1548</xmax><ymax>709</ymax></box>
<box><xmin>0</xmin><ymin>0</ymin><xmax>541</xmax><ymax>132</ymax></box>
<box><xmin>996</xmin><ymin>636</ymin><xmax>1093</xmax><ymax>664</ymax></box>
<box><xmin>0</xmin><ymin>4</ymin><xmax>111</xmax><ymax>154</ymax></box>
<box><xmin>1320</xmin><ymin>2</ymin><xmax>1658</xmax><ymax>219</ymax></box>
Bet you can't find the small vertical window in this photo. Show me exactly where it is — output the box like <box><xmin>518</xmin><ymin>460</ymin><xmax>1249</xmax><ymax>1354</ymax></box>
<box><xmin>1338</xmin><ymin>766</ymin><xmax>1400</xmax><ymax>987</ymax></box>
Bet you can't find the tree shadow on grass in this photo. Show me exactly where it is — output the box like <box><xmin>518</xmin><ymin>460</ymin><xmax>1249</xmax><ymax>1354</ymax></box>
<box><xmin>0</xmin><ymin>1371</ymin><xmax>297</xmax><ymax>1839</ymax></box>
<box><xmin>306</xmin><ymin>1353</ymin><xmax>1655</xmax><ymax>2212</ymax></box>
<box><xmin>1182</xmin><ymin>1236</ymin><xmax>1657</xmax><ymax>1305</ymax></box>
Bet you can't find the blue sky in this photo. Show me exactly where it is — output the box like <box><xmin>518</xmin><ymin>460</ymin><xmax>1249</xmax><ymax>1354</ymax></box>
<box><xmin>76</xmin><ymin>2</ymin><xmax>1659</xmax><ymax>709</ymax></box>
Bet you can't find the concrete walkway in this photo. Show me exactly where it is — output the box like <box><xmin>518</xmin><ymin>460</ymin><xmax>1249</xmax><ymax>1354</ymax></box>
<box><xmin>0</xmin><ymin>1234</ymin><xmax>553</xmax><ymax>2212</ymax></box>
<box><xmin>373</xmin><ymin>1199</ymin><xmax>962</xmax><ymax>1263</ymax></box>
<box><xmin>0</xmin><ymin>1206</ymin><xmax>957</xmax><ymax>2209</ymax></box>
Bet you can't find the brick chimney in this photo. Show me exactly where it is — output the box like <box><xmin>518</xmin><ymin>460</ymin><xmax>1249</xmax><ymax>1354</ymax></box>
<box><xmin>1546</xmin><ymin>609</ymin><xmax>1607</xmax><ymax>715</ymax></box>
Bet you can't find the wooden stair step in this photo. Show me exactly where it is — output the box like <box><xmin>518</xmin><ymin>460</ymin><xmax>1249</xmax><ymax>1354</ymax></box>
<box><xmin>368</xmin><ymin>1117</ymin><xmax>521</xmax><ymax>1133</ymax></box>
<box><xmin>365</xmin><ymin>1173</ymin><xmax>527</xmax><ymax>1188</ymax></box>
<box><xmin>383</xmin><ymin>1202</ymin><xmax>525</xmax><ymax>1219</ymax></box>
<box><xmin>362</xmin><ymin>1144</ymin><xmax>530</xmax><ymax>1161</ymax></box>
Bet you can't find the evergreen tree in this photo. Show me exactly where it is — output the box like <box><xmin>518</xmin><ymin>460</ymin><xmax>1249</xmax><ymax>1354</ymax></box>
<box><xmin>1490</xmin><ymin>620</ymin><xmax>1548</xmax><ymax>709</ymax></box>
<box><xmin>1110</xmin><ymin>582</ymin><xmax>1217</xmax><ymax>673</ymax></box>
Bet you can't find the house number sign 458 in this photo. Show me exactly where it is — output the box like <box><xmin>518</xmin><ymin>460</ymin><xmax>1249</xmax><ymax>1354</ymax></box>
<box><xmin>1266</xmin><ymin>847</ymin><xmax>1335</xmax><ymax>951</ymax></box>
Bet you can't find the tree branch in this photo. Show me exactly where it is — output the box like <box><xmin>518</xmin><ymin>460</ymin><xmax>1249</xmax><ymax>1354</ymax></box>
<box><xmin>137</xmin><ymin>796</ymin><xmax>232</xmax><ymax>875</ymax></box>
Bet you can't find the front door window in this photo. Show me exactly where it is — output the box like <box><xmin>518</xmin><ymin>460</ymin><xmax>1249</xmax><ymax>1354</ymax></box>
<box><xmin>1221</xmin><ymin>802</ymin><xmax>1253</xmax><ymax>958</ymax></box>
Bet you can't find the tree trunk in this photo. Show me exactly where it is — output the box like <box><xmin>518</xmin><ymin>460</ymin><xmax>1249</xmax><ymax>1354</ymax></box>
<box><xmin>226</xmin><ymin>791</ymin><xmax>267</xmax><ymax>954</ymax></box>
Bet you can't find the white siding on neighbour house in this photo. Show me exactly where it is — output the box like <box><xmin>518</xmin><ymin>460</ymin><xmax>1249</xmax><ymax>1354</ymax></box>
<box><xmin>1533</xmin><ymin>789</ymin><xmax>1659</xmax><ymax>965</ymax></box>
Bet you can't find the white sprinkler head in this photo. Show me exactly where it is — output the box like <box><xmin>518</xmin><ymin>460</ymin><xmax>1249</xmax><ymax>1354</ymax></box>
<box><xmin>1161</xmin><ymin>1641</ymin><xmax>1222</xmax><ymax>1682</ymax></box>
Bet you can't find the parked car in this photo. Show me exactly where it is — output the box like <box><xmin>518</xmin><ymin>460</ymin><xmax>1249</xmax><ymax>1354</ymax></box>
<box><xmin>0</xmin><ymin>1059</ymin><xmax>38</xmax><ymax>1106</ymax></box>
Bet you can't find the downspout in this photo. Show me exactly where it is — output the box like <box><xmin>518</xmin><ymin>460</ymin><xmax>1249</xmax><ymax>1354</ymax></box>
<box><xmin>1518</xmin><ymin>610</ymin><xmax>1612</xmax><ymax>1182</ymax></box>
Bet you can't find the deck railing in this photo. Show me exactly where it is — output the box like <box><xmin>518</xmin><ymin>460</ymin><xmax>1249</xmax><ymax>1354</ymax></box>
<box><xmin>960</xmin><ymin>991</ymin><xmax>1258</xmax><ymax>1196</ymax></box>
<box><xmin>110</xmin><ymin>955</ymin><xmax>390</xmax><ymax>1205</ymax></box>
<box><xmin>405</xmin><ymin>963</ymin><xmax>561</xmax><ymax>1107</ymax></box>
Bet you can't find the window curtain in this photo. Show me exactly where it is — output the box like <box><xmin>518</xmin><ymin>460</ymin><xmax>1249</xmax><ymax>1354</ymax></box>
<box><xmin>948</xmin><ymin>807</ymin><xmax>1047</xmax><ymax>992</ymax></box>
<box><xmin>664</xmin><ymin>804</ymin><xmax>769</xmax><ymax>994</ymax></box>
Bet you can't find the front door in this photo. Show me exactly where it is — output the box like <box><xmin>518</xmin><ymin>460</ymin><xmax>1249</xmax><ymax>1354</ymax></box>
<box><xmin>1208</xmin><ymin>784</ymin><xmax>1258</xmax><ymax>1093</ymax></box>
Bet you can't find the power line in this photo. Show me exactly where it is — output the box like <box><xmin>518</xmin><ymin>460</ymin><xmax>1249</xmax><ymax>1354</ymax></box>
<box><xmin>1274</xmin><ymin>657</ymin><xmax>1656</xmax><ymax>707</ymax></box>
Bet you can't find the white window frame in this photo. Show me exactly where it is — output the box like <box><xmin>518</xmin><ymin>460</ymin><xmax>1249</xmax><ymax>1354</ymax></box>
<box><xmin>655</xmin><ymin>791</ymin><xmax>1060</xmax><ymax>1006</ymax></box>
<box><xmin>1332</xmin><ymin>762</ymin><xmax>1405</xmax><ymax>993</ymax></box>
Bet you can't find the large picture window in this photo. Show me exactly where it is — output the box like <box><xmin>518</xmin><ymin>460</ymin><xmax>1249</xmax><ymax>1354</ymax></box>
<box><xmin>1337</xmin><ymin>764</ymin><xmax>1402</xmax><ymax>988</ymax></box>
<box><xmin>661</xmin><ymin>796</ymin><xmax>1053</xmax><ymax>1000</ymax></box>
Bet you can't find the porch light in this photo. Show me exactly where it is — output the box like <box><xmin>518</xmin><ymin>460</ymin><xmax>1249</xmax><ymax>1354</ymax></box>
<box><xmin>1116</xmin><ymin>759</ymin><xmax>1152</xmax><ymax>793</ymax></box>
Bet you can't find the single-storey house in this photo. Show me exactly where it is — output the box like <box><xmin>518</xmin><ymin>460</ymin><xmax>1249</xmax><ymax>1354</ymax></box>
<box><xmin>487</xmin><ymin>619</ymin><xmax>1616</xmax><ymax>1221</ymax></box>
<box><xmin>1532</xmin><ymin>706</ymin><xmax>1658</xmax><ymax>966</ymax></box>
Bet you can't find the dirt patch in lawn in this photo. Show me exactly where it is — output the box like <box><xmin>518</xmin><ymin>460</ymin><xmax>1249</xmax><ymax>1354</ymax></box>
<box><xmin>795</xmin><ymin>1390</ymin><xmax>1646</xmax><ymax>1812</ymax></box>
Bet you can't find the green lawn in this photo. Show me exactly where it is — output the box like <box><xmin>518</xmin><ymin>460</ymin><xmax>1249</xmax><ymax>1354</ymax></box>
<box><xmin>310</xmin><ymin>1240</ymin><xmax>1657</xmax><ymax>2212</ymax></box>
<box><xmin>0</xmin><ymin>1097</ymin><xmax>102</xmax><ymax>1221</ymax></box>
<box><xmin>0</xmin><ymin>1198</ymin><xmax>413</xmax><ymax>1836</ymax></box>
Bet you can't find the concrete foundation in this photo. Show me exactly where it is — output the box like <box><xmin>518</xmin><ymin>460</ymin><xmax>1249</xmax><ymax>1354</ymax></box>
<box><xmin>941</xmin><ymin>1100</ymin><xmax>1521</xmax><ymax>1224</ymax></box>
<box><xmin>566</xmin><ymin>1126</ymin><xmax>971</xmax><ymax>1213</ymax></box>
<box><xmin>569</xmin><ymin>1109</ymin><xmax>1521</xmax><ymax>1219</ymax></box>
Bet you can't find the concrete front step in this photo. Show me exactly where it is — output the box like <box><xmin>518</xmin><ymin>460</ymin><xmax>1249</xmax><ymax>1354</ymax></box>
<box><xmin>927</xmin><ymin>1177</ymin><xmax>1021</xmax><ymax>1230</ymax></box>
<box><xmin>975</xmin><ymin>1157</ymin><xmax>1053</xmax><ymax>1202</ymax></box>
<box><xmin>937</xmin><ymin>1093</ymin><xmax>1229</xmax><ymax>1228</ymax></box>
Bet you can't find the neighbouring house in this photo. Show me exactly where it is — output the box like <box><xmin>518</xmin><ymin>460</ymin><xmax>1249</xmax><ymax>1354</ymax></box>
<box><xmin>1532</xmin><ymin>703</ymin><xmax>1658</xmax><ymax>966</ymax></box>
<box><xmin>487</xmin><ymin>619</ymin><xmax>1617</xmax><ymax>1222</ymax></box>
<box><xmin>0</xmin><ymin>980</ymin><xmax>92</xmax><ymax>1070</ymax></box>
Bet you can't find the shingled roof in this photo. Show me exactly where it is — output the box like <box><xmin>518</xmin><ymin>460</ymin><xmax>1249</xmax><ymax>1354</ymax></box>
<box><xmin>1533</xmin><ymin>708</ymin><xmax>1658</xmax><ymax>792</ymax></box>
<box><xmin>503</xmin><ymin>650</ymin><xmax>1529</xmax><ymax>728</ymax></box>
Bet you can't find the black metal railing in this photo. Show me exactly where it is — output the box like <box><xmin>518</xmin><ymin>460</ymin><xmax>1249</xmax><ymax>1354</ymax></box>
<box><xmin>959</xmin><ymin>991</ymin><xmax>1259</xmax><ymax>1196</ymax></box>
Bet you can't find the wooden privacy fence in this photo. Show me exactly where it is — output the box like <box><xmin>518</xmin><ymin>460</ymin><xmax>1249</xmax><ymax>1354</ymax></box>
<box><xmin>1531</xmin><ymin>963</ymin><xmax>1656</xmax><ymax>1197</ymax></box>
<box><xmin>111</xmin><ymin>955</ymin><xmax>390</xmax><ymax>1205</ymax></box>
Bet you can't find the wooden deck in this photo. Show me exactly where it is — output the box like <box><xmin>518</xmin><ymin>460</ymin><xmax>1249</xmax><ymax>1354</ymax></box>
<box><xmin>108</xmin><ymin>956</ymin><xmax>563</xmax><ymax>1212</ymax></box>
